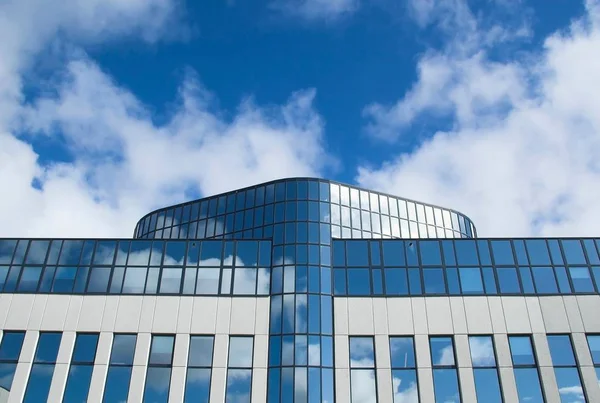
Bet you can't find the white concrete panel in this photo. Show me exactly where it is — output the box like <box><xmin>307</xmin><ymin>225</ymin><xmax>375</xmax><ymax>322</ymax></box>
<box><xmin>454</xmin><ymin>335</ymin><xmax>471</xmax><ymax>368</ymax></box>
<box><xmin>386</xmin><ymin>298</ymin><xmax>413</xmax><ymax>335</ymax></box>
<box><xmin>414</xmin><ymin>334</ymin><xmax>431</xmax><ymax>368</ymax></box>
<box><xmin>576</xmin><ymin>296</ymin><xmax>600</xmax><ymax>332</ymax></box>
<box><xmin>46</xmin><ymin>362</ymin><xmax>69</xmax><ymax>402</ymax></box>
<box><xmin>101</xmin><ymin>297</ymin><xmax>119</xmax><ymax>331</ymax></box>
<box><xmin>230</xmin><ymin>298</ymin><xmax>256</xmax><ymax>334</ymax></box>
<box><xmin>87</xmin><ymin>364</ymin><xmax>108</xmax><ymax>403</ymax></box>
<box><xmin>562</xmin><ymin>296</ymin><xmax>585</xmax><ymax>332</ymax></box>
<box><xmin>216</xmin><ymin>298</ymin><xmax>232</xmax><ymax>334</ymax></box>
<box><xmin>571</xmin><ymin>333</ymin><xmax>593</xmax><ymax>367</ymax></box>
<box><xmin>335</xmin><ymin>335</ymin><xmax>349</xmax><ymax>369</ymax></box>
<box><xmin>348</xmin><ymin>298</ymin><xmax>374</xmax><ymax>335</ymax></box>
<box><xmin>4</xmin><ymin>295</ymin><xmax>34</xmax><ymax>330</ymax></box>
<box><xmin>41</xmin><ymin>295</ymin><xmax>70</xmax><ymax>331</ymax></box>
<box><xmin>425</xmin><ymin>297</ymin><xmax>453</xmax><ymax>334</ymax></box>
<box><xmin>173</xmin><ymin>333</ymin><xmax>190</xmax><ymax>367</ymax></box>
<box><xmin>19</xmin><ymin>331</ymin><xmax>39</xmax><ymax>363</ymax></box>
<box><xmin>7</xmin><ymin>361</ymin><xmax>32</xmax><ymax>403</ymax></box>
<box><xmin>449</xmin><ymin>297</ymin><xmax>467</xmax><ymax>334</ymax></box>
<box><xmin>133</xmin><ymin>333</ymin><xmax>151</xmax><ymax>366</ymax></box>
<box><xmin>539</xmin><ymin>366</ymin><xmax>561</xmax><ymax>403</ymax></box>
<box><xmin>533</xmin><ymin>333</ymin><xmax>553</xmax><ymax>367</ymax></box>
<box><xmin>251</xmin><ymin>368</ymin><xmax>267</xmax><ymax>403</ymax></box>
<box><xmin>128</xmin><ymin>365</ymin><xmax>147</xmax><ymax>403</ymax></box>
<box><xmin>580</xmin><ymin>366</ymin><xmax>600</xmax><ymax>402</ymax></box>
<box><xmin>375</xmin><ymin>335</ymin><xmax>391</xmax><ymax>369</ymax></box>
<box><xmin>77</xmin><ymin>296</ymin><xmax>106</xmax><ymax>331</ymax></box>
<box><xmin>373</xmin><ymin>299</ymin><xmax>389</xmax><ymax>335</ymax></box>
<box><xmin>253</xmin><ymin>335</ymin><xmax>268</xmax><ymax>369</ymax></box>
<box><xmin>487</xmin><ymin>297</ymin><xmax>507</xmax><ymax>333</ymax></box>
<box><xmin>168</xmin><ymin>366</ymin><xmax>186</xmax><ymax>403</ymax></box>
<box><xmin>56</xmin><ymin>331</ymin><xmax>76</xmax><ymax>364</ymax></box>
<box><xmin>498</xmin><ymin>367</ymin><xmax>520</xmax><ymax>402</ymax></box>
<box><xmin>417</xmin><ymin>368</ymin><xmax>435</xmax><ymax>403</ymax></box>
<box><xmin>138</xmin><ymin>296</ymin><xmax>157</xmax><ymax>333</ymax></box>
<box><xmin>64</xmin><ymin>295</ymin><xmax>83</xmax><ymax>331</ymax></box>
<box><xmin>502</xmin><ymin>297</ymin><xmax>532</xmax><ymax>333</ymax></box>
<box><xmin>254</xmin><ymin>298</ymin><xmax>270</xmax><ymax>335</ymax></box>
<box><xmin>334</xmin><ymin>298</ymin><xmax>349</xmax><ymax>335</ymax></box>
<box><xmin>0</xmin><ymin>294</ymin><xmax>12</xmax><ymax>328</ymax></box>
<box><xmin>152</xmin><ymin>297</ymin><xmax>180</xmax><ymax>333</ymax></box>
<box><xmin>212</xmin><ymin>334</ymin><xmax>229</xmax><ymax>368</ymax></box>
<box><xmin>411</xmin><ymin>298</ymin><xmax>428</xmax><ymax>334</ymax></box>
<box><xmin>95</xmin><ymin>332</ymin><xmax>113</xmax><ymax>366</ymax></box>
<box><xmin>540</xmin><ymin>297</ymin><xmax>571</xmax><ymax>333</ymax></box>
<box><xmin>335</xmin><ymin>368</ymin><xmax>350</xmax><ymax>403</ymax></box>
<box><xmin>191</xmin><ymin>297</ymin><xmax>218</xmax><ymax>334</ymax></box>
<box><xmin>493</xmin><ymin>334</ymin><xmax>513</xmax><ymax>368</ymax></box>
<box><xmin>177</xmin><ymin>297</ymin><xmax>193</xmax><ymax>334</ymax></box>
<box><xmin>458</xmin><ymin>367</ymin><xmax>477</xmax><ymax>402</ymax></box>
<box><xmin>464</xmin><ymin>297</ymin><xmax>492</xmax><ymax>334</ymax></box>
<box><xmin>525</xmin><ymin>297</ymin><xmax>546</xmax><ymax>333</ymax></box>
<box><xmin>209</xmin><ymin>367</ymin><xmax>227</xmax><ymax>403</ymax></box>
<box><xmin>114</xmin><ymin>296</ymin><xmax>143</xmax><ymax>332</ymax></box>
<box><xmin>376</xmin><ymin>368</ymin><xmax>393</xmax><ymax>403</ymax></box>
<box><xmin>27</xmin><ymin>294</ymin><xmax>47</xmax><ymax>330</ymax></box>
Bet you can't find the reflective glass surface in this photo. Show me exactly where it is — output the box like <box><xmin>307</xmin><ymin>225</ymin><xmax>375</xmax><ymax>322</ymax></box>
<box><xmin>350</xmin><ymin>337</ymin><xmax>377</xmax><ymax>403</ymax></box>
<box><xmin>547</xmin><ymin>335</ymin><xmax>586</xmax><ymax>403</ymax></box>
<box><xmin>63</xmin><ymin>333</ymin><xmax>99</xmax><ymax>402</ymax></box>
<box><xmin>430</xmin><ymin>337</ymin><xmax>460</xmax><ymax>403</ymax></box>
<box><xmin>185</xmin><ymin>336</ymin><xmax>214</xmax><ymax>403</ymax></box>
<box><xmin>390</xmin><ymin>337</ymin><xmax>418</xmax><ymax>403</ymax></box>
<box><xmin>469</xmin><ymin>336</ymin><xmax>501</xmax><ymax>403</ymax></box>
<box><xmin>0</xmin><ymin>332</ymin><xmax>25</xmax><ymax>392</ymax></box>
<box><xmin>144</xmin><ymin>335</ymin><xmax>175</xmax><ymax>403</ymax></box>
<box><xmin>509</xmin><ymin>336</ymin><xmax>544</xmax><ymax>403</ymax></box>
<box><xmin>103</xmin><ymin>334</ymin><xmax>137</xmax><ymax>403</ymax></box>
<box><xmin>24</xmin><ymin>332</ymin><xmax>62</xmax><ymax>403</ymax></box>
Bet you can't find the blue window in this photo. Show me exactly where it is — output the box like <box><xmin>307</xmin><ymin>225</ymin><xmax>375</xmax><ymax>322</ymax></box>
<box><xmin>497</xmin><ymin>267</ymin><xmax>520</xmax><ymax>294</ymax></box>
<box><xmin>423</xmin><ymin>268</ymin><xmax>445</xmax><ymax>294</ymax></box>
<box><xmin>587</xmin><ymin>335</ymin><xmax>600</xmax><ymax>387</ymax></box>
<box><xmin>430</xmin><ymin>337</ymin><xmax>460</xmax><ymax>403</ymax></box>
<box><xmin>384</xmin><ymin>268</ymin><xmax>408</xmax><ymax>295</ymax></box>
<box><xmin>389</xmin><ymin>337</ymin><xmax>418</xmax><ymax>402</ymax></box>
<box><xmin>348</xmin><ymin>268</ymin><xmax>370</xmax><ymax>295</ymax></box>
<box><xmin>508</xmin><ymin>336</ymin><xmax>544</xmax><ymax>403</ymax></box>
<box><xmin>103</xmin><ymin>334</ymin><xmax>137</xmax><ymax>403</ymax></box>
<box><xmin>63</xmin><ymin>333</ymin><xmax>99</xmax><ymax>402</ymax></box>
<box><xmin>185</xmin><ymin>336</ymin><xmax>214</xmax><ymax>403</ymax></box>
<box><xmin>349</xmin><ymin>337</ymin><xmax>377</xmax><ymax>402</ymax></box>
<box><xmin>532</xmin><ymin>267</ymin><xmax>558</xmax><ymax>293</ymax></box>
<box><xmin>569</xmin><ymin>267</ymin><xmax>595</xmax><ymax>293</ymax></box>
<box><xmin>226</xmin><ymin>337</ymin><xmax>253</xmax><ymax>403</ymax></box>
<box><xmin>469</xmin><ymin>336</ymin><xmax>502</xmax><ymax>403</ymax></box>
<box><xmin>0</xmin><ymin>331</ymin><xmax>25</xmax><ymax>392</ymax></box>
<box><xmin>547</xmin><ymin>335</ymin><xmax>587</xmax><ymax>403</ymax></box>
<box><xmin>458</xmin><ymin>267</ymin><xmax>483</xmax><ymax>294</ymax></box>
<box><xmin>24</xmin><ymin>332</ymin><xmax>62</xmax><ymax>403</ymax></box>
<box><xmin>144</xmin><ymin>335</ymin><xmax>175</xmax><ymax>403</ymax></box>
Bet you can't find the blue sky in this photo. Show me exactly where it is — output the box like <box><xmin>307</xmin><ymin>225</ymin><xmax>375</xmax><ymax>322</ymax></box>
<box><xmin>1</xmin><ymin>0</ymin><xmax>600</xmax><ymax>238</ymax></box>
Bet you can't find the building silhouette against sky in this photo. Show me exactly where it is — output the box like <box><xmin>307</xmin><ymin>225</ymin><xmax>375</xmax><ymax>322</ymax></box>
<box><xmin>0</xmin><ymin>177</ymin><xmax>599</xmax><ymax>402</ymax></box>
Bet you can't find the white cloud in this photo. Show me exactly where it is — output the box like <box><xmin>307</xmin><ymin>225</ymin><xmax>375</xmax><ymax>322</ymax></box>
<box><xmin>270</xmin><ymin>0</ymin><xmax>358</xmax><ymax>21</ymax></box>
<box><xmin>359</xmin><ymin>0</ymin><xmax>600</xmax><ymax>237</ymax></box>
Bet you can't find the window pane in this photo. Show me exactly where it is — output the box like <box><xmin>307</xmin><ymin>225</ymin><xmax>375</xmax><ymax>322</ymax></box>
<box><xmin>23</xmin><ymin>364</ymin><xmax>55</xmax><ymax>403</ymax></box>
<box><xmin>63</xmin><ymin>364</ymin><xmax>94</xmax><ymax>402</ymax></box>
<box><xmin>509</xmin><ymin>336</ymin><xmax>535</xmax><ymax>366</ymax></box>
<box><xmin>185</xmin><ymin>368</ymin><xmax>211</xmax><ymax>403</ymax></box>
<box><xmin>525</xmin><ymin>240</ymin><xmax>551</xmax><ymax>265</ymax></box>
<box><xmin>430</xmin><ymin>337</ymin><xmax>455</xmax><ymax>366</ymax></box>
<box><xmin>18</xmin><ymin>266</ymin><xmax>41</xmax><ymax>292</ymax></box>
<box><xmin>0</xmin><ymin>332</ymin><xmax>25</xmax><ymax>361</ymax></box>
<box><xmin>196</xmin><ymin>268</ymin><xmax>220</xmax><ymax>294</ymax></box>
<box><xmin>122</xmin><ymin>267</ymin><xmax>147</xmax><ymax>294</ymax></box>
<box><xmin>348</xmin><ymin>268</ymin><xmax>370</xmax><ymax>295</ymax></box>
<box><xmin>72</xmin><ymin>334</ymin><xmax>98</xmax><ymax>363</ymax></box>
<box><xmin>189</xmin><ymin>336</ymin><xmax>214</xmax><ymax>367</ymax></box>
<box><xmin>547</xmin><ymin>335</ymin><xmax>576</xmax><ymax>366</ymax></box>
<box><xmin>469</xmin><ymin>336</ymin><xmax>496</xmax><ymax>367</ymax></box>
<box><xmin>383</xmin><ymin>241</ymin><xmax>405</xmax><ymax>266</ymax></box>
<box><xmin>110</xmin><ymin>335</ymin><xmax>136</xmax><ymax>365</ymax></box>
<box><xmin>454</xmin><ymin>240</ymin><xmax>478</xmax><ymax>265</ymax></box>
<box><xmin>420</xmin><ymin>241</ymin><xmax>441</xmax><ymax>265</ymax></box>
<box><xmin>433</xmin><ymin>368</ymin><xmax>460</xmax><ymax>403</ymax></box>
<box><xmin>554</xmin><ymin>367</ymin><xmax>585</xmax><ymax>403</ymax></box>
<box><xmin>384</xmin><ymin>268</ymin><xmax>408</xmax><ymax>295</ymax></box>
<box><xmin>514</xmin><ymin>367</ymin><xmax>544</xmax><ymax>403</ymax></box>
<box><xmin>149</xmin><ymin>336</ymin><xmax>175</xmax><ymax>365</ymax></box>
<box><xmin>350</xmin><ymin>337</ymin><xmax>375</xmax><ymax>368</ymax></box>
<box><xmin>144</xmin><ymin>367</ymin><xmax>171</xmax><ymax>403</ymax></box>
<box><xmin>390</xmin><ymin>337</ymin><xmax>415</xmax><ymax>368</ymax></box>
<box><xmin>229</xmin><ymin>337</ymin><xmax>253</xmax><ymax>368</ymax></box>
<box><xmin>0</xmin><ymin>363</ymin><xmax>18</xmax><ymax>392</ymax></box>
<box><xmin>159</xmin><ymin>268</ymin><xmax>182</xmax><ymax>293</ymax></box>
<box><xmin>532</xmin><ymin>267</ymin><xmax>558</xmax><ymax>293</ymax></box>
<box><xmin>87</xmin><ymin>267</ymin><xmax>111</xmax><ymax>293</ymax></box>
<box><xmin>569</xmin><ymin>267</ymin><xmax>595</xmax><ymax>293</ymax></box>
<box><xmin>473</xmin><ymin>368</ymin><xmax>502</xmax><ymax>403</ymax></box>
<box><xmin>347</xmin><ymin>241</ymin><xmax>369</xmax><ymax>266</ymax></box>
<box><xmin>587</xmin><ymin>335</ymin><xmax>600</xmax><ymax>364</ymax></box>
<box><xmin>562</xmin><ymin>240</ymin><xmax>586</xmax><ymax>264</ymax></box>
<box><xmin>226</xmin><ymin>369</ymin><xmax>252</xmax><ymax>403</ymax></box>
<box><xmin>34</xmin><ymin>333</ymin><xmax>62</xmax><ymax>363</ymax></box>
<box><xmin>497</xmin><ymin>267</ymin><xmax>521</xmax><ymax>293</ymax></box>
<box><xmin>391</xmin><ymin>369</ymin><xmax>419</xmax><ymax>403</ymax></box>
<box><xmin>351</xmin><ymin>369</ymin><xmax>377</xmax><ymax>403</ymax></box>
<box><xmin>424</xmin><ymin>268</ymin><xmax>445</xmax><ymax>294</ymax></box>
<box><xmin>459</xmin><ymin>267</ymin><xmax>483</xmax><ymax>293</ymax></box>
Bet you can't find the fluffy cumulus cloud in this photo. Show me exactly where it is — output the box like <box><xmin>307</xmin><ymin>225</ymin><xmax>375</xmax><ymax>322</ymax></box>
<box><xmin>0</xmin><ymin>0</ymin><xmax>331</xmax><ymax>238</ymax></box>
<box><xmin>360</xmin><ymin>0</ymin><xmax>600</xmax><ymax>237</ymax></box>
<box><xmin>270</xmin><ymin>0</ymin><xmax>359</xmax><ymax>21</ymax></box>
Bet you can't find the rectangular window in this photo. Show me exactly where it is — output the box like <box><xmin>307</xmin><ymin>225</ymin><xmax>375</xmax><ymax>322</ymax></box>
<box><xmin>24</xmin><ymin>332</ymin><xmax>62</xmax><ymax>403</ymax></box>
<box><xmin>586</xmin><ymin>335</ymin><xmax>600</xmax><ymax>387</ymax></box>
<box><xmin>430</xmin><ymin>336</ymin><xmax>460</xmax><ymax>403</ymax></box>
<box><xmin>0</xmin><ymin>331</ymin><xmax>25</xmax><ymax>393</ymax></box>
<box><xmin>226</xmin><ymin>336</ymin><xmax>253</xmax><ymax>403</ymax></box>
<box><xmin>63</xmin><ymin>333</ymin><xmax>99</xmax><ymax>402</ymax></box>
<box><xmin>389</xmin><ymin>336</ymin><xmax>418</xmax><ymax>402</ymax></box>
<box><xmin>547</xmin><ymin>335</ymin><xmax>587</xmax><ymax>402</ymax></box>
<box><xmin>103</xmin><ymin>334</ymin><xmax>137</xmax><ymax>403</ymax></box>
<box><xmin>185</xmin><ymin>336</ymin><xmax>214</xmax><ymax>403</ymax></box>
<box><xmin>469</xmin><ymin>336</ymin><xmax>502</xmax><ymax>403</ymax></box>
<box><xmin>508</xmin><ymin>335</ymin><xmax>544</xmax><ymax>403</ymax></box>
<box><xmin>144</xmin><ymin>335</ymin><xmax>175</xmax><ymax>403</ymax></box>
<box><xmin>349</xmin><ymin>337</ymin><xmax>377</xmax><ymax>403</ymax></box>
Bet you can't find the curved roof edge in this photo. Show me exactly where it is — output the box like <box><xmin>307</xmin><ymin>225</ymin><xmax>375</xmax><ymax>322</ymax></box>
<box><xmin>134</xmin><ymin>177</ymin><xmax>477</xmax><ymax>237</ymax></box>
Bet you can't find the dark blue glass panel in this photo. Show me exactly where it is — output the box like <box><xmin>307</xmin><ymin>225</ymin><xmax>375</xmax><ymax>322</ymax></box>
<box><xmin>424</xmin><ymin>268</ymin><xmax>445</xmax><ymax>294</ymax></box>
<box><xmin>74</xmin><ymin>266</ymin><xmax>90</xmax><ymax>293</ymax></box>
<box><xmin>58</xmin><ymin>240</ymin><xmax>83</xmax><ymax>266</ymax></box>
<box><xmin>110</xmin><ymin>335</ymin><xmax>136</xmax><ymax>365</ymax></box>
<box><xmin>420</xmin><ymin>241</ymin><xmax>442</xmax><ymax>265</ymax></box>
<box><xmin>554</xmin><ymin>368</ymin><xmax>585</xmax><ymax>403</ymax></box>
<box><xmin>384</xmin><ymin>268</ymin><xmax>408</xmax><ymax>295</ymax></box>
<box><xmin>513</xmin><ymin>240</ymin><xmax>529</xmax><ymax>265</ymax></box>
<box><xmin>322</xmin><ymin>368</ymin><xmax>334</xmax><ymax>403</ymax></box>
<box><xmin>442</xmin><ymin>241</ymin><xmax>456</xmax><ymax>266</ymax></box>
<box><xmin>334</xmin><ymin>269</ymin><xmax>346</xmax><ymax>295</ymax></box>
<box><xmin>555</xmin><ymin>267</ymin><xmax>572</xmax><ymax>293</ymax></box>
<box><xmin>25</xmin><ymin>240</ymin><xmax>49</xmax><ymax>264</ymax></box>
<box><xmin>454</xmin><ymin>240</ymin><xmax>479</xmax><ymax>266</ymax></box>
<box><xmin>281</xmin><ymin>367</ymin><xmax>293</xmax><ymax>402</ymax></box>
<box><xmin>53</xmin><ymin>266</ymin><xmax>77</xmax><ymax>292</ymax></box>
<box><xmin>430</xmin><ymin>337</ymin><xmax>455</xmax><ymax>367</ymax></box>
<box><xmin>63</xmin><ymin>364</ymin><xmax>93</xmax><ymax>402</ymax></box>
<box><xmin>477</xmin><ymin>241</ymin><xmax>492</xmax><ymax>266</ymax></box>
<box><xmin>372</xmin><ymin>269</ymin><xmax>383</xmax><ymax>295</ymax></box>
<box><xmin>23</xmin><ymin>364</ymin><xmax>55</xmax><ymax>403</ymax></box>
<box><xmin>547</xmin><ymin>335</ymin><xmax>576</xmax><ymax>366</ymax></box>
<box><xmin>308</xmin><ymin>368</ymin><xmax>321</xmax><ymax>403</ymax></box>
<box><xmin>268</xmin><ymin>368</ymin><xmax>280</xmax><ymax>403</ymax></box>
<box><xmin>321</xmin><ymin>246</ymin><xmax>331</xmax><ymax>266</ymax></box>
<box><xmin>346</xmin><ymin>241</ymin><xmax>369</xmax><ymax>266</ymax></box>
<box><xmin>532</xmin><ymin>267</ymin><xmax>558</xmax><ymax>293</ymax></box>
<box><xmin>348</xmin><ymin>268</ymin><xmax>370</xmax><ymax>295</ymax></box>
<box><xmin>391</xmin><ymin>369</ymin><xmax>418</xmax><ymax>403</ymax></box>
<box><xmin>584</xmin><ymin>240</ymin><xmax>600</xmax><ymax>264</ymax></box>
<box><xmin>319</xmin><ymin>182</ymin><xmax>330</xmax><ymax>202</ymax></box>
<box><xmin>525</xmin><ymin>240</ymin><xmax>551</xmax><ymax>265</ymax></box>
<box><xmin>509</xmin><ymin>336</ymin><xmax>535</xmax><ymax>366</ymax></box>
<box><xmin>319</xmin><ymin>203</ymin><xmax>330</xmax><ymax>223</ymax></box>
<box><xmin>226</xmin><ymin>369</ymin><xmax>252</xmax><ymax>403</ymax></box>
<box><xmin>0</xmin><ymin>265</ymin><xmax>8</xmax><ymax>291</ymax></box>
<box><xmin>447</xmin><ymin>267</ymin><xmax>461</xmax><ymax>294</ymax></box>
<box><xmin>473</xmin><ymin>368</ymin><xmax>502</xmax><ymax>403</ymax></box>
<box><xmin>588</xmin><ymin>335</ymin><xmax>600</xmax><ymax>364</ymax></box>
<box><xmin>433</xmin><ymin>369</ymin><xmax>460</xmax><ymax>403</ymax></box>
<box><xmin>199</xmin><ymin>242</ymin><xmax>222</xmax><ymax>265</ymax></box>
<box><xmin>321</xmin><ymin>267</ymin><xmax>332</xmax><ymax>294</ymax></box>
<box><xmin>308</xmin><ymin>266</ymin><xmax>320</xmax><ymax>293</ymax></box>
<box><xmin>498</xmin><ymin>267</ymin><xmax>521</xmax><ymax>293</ymax></box>
<box><xmin>321</xmin><ymin>296</ymin><xmax>333</xmax><ymax>335</ymax></box>
<box><xmin>296</xmin><ymin>295</ymin><xmax>308</xmax><ymax>333</ymax></box>
<box><xmin>87</xmin><ymin>267</ymin><xmax>111</xmax><ymax>293</ymax></box>
<box><xmin>114</xmin><ymin>242</ymin><xmax>130</xmax><ymax>266</ymax></box>
<box><xmin>459</xmin><ymin>267</ymin><xmax>483</xmax><ymax>293</ymax></box>
<box><xmin>408</xmin><ymin>268</ymin><xmax>422</xmax><ymax>295</ymax></box>
<box><xmin>93</xmin><ymin>241</ymin><xmax>116</xmax><ymax>265</ymax></box>
<box><xmin>0</xmin><ymin>332</ymin><xmax>25</xmax><ymax>361</ymax></box>
<box><xmin>72</xmin><ymin>334</ymin><xmax>98</xmax><ymax>363</ymax></box>
<box><xmin>519</xmin><ymin>267</ymin><xmax>535</xmax><ymax>293</ymax></box>
<box><xmin>562</xmin><ymin>240</ymin><xmax>586</xmax><ymax>264</ymax></box>
<box><xmin>514</xmin><ymin>367</ymin><xmax>544</xmax><ymax>403</ymax></box>
<box><xmin>370</xmin><ymin>242</ymin><xmax>381</xmax><ymax>266</ymax></box>
<box><xmin>548</xmin><ymin>240</ymin><xmax>564</xmax><ymax>265</ymax></box>
<box><xmin>0</xmin><ymin>240</ymin><xmax>16</xmax><ymax>264</ymax></box>
<box><xmin>322</xmin><ymin>336</ymin><xmax>334</xmax><ymax>367</ymax></box>
<box><xmin>383</xmin><ymin>241</ymin><xmax>405</xmax><ymax>266</ymax></box>
<box><xmin>4</xmin><ymin>266</ymin><xmax>22</xmax><ymax>292</ymax></box>
<box><xmin>390</xmin><ymin>337</ymin><xmax>415</xmax><ymax>368</ymax></box>
<box><xmin>46</xmin><ymin>240</ymin><xmax>62</xmax><ymax>265</ymax></box>
<box><xmin>108</xmin><ymin>266</ymin><xmax>123</xmax><ymax>293</ymax></box>
<box><xmin>184</xmin><ymin>368</ymin><xmax>211</xmax><ymax>403</ymax></box>
<box><xmin>18</xmin><ymin>266</ymin><xmax>41</xmax><ymax>292</ymax></box>
<box><xmin>570</xmin><ymin>266</ymin><xmax>595</xmax><ymax>292</ymax></box>
<box><xmin>0</xmin><ymin>363</ymin><xmax>18</xmax><ymax>391</ymax></box>
<box><xmin>269</xmin><ymin>336</ymin><xmax>281</xmax><ymax>366</ymax></box>
<box><xmin>406</xmin><ymin>242</ymin><xmax>418</xmax><ymax>266</ymax></box>
<box><xmin>35</xmin><ymin>333</ymin><xmax>61</xmax><ymax>363</ymax></box>
<box><xmin>481</xmin><ymin>267</ymin><xmax>497</xmax><ymax>294</ymax></box>
<box><xmin>144</xmin><ymin>367</ymin><xmax>171</xmax><ymax>403</ymax></box>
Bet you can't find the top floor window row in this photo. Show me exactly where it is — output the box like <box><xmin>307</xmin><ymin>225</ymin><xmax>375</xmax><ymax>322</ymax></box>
<box><xmin>333</xmin><ymin>238</ymin><xmax>600</xmax><ymax>268</ymax></box>
<box><xmin>0</xmin><ymin>239</ymin><xmax>271</xmax><ymax>269</ymax></box>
